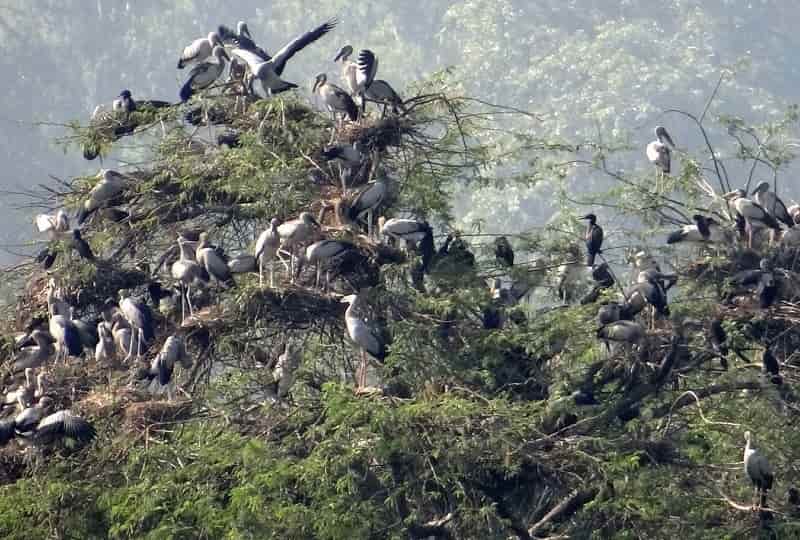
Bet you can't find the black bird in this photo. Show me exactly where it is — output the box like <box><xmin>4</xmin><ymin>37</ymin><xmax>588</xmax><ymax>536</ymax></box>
<box><xmin>710</xmin><ymin>319</ymin><xmax>729</xmax><ymax>369</ymax></box>
<box><xmin>762</xmin><ymin>346</ymin><xmax>781</xmax><ymax>385</ymax></box>
<box><xmin>494</xmin><ymin>236</ymin><xmax>514</xmax><ymax>267</ymax></box>
<box><xmin>217</xmin><ymin>130</ymin><xmax>241</xmax><ymax>148</ymax></box>
<box><xmin>581</xmin><ymin>262</ymin><xmax>615</xmax><ymax>304</ymax></box>
<box><xmin>35</xmin><ymin>247</ymin><xmax>57</xmax><ymax>270</ymax></box>
<box><xmin>112</xmin><ymin>89</ymin><xmax>171</xmax><ymax>113</ymax></box>
<box><xmin>734</xmin><ymin>259</ymin><xmax>778</xmax><ymax>308</ymax></box>
<box><xmin>70</xmin><ymin>229</ymin><xmax>95</xmax><ymax>261</ymax></box>
<box><xmin>582</xmin><ymin>214</ymin><xmax>603</xmax><ymax>267</ymax></box>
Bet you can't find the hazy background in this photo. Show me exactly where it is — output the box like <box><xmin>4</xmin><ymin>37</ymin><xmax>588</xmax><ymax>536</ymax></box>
<box><xmin>1</xmin><ymin>0</ymin><xmax>798</xmax><ymax>264</ymax></box>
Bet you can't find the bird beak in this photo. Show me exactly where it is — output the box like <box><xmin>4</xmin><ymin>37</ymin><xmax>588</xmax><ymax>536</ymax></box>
<box><xmin>580</xmin><ymin>214</ymin><xmax>591</xmax><ymax>220</ymax></box>
<box><xmin>334</xmin><ymin>48</ymin><xmax>346</xmax><ymax>62</ymax></box>
<box><xmin>312</xmin><ymin>79</ymin><xmax>320</xmax><ymax>93</ymax></box>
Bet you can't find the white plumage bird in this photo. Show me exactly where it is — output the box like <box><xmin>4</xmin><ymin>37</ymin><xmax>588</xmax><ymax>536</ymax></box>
<box><xmin>646</xmin><ymin>126</ymin><xmax>675</xmax><ymax>174</ymax></box>
<box><xmin>277</xmin><ymin>213</ymin><xmax>320</xmax><ymax>282</ymax></box>
<box><xmin>35</xmin><ymin>209</ymin><xmax>70</xmax><ymax>238</ymax></box>
<box><xmin>172</xmin><ymin>237</ymin><xmax>210</xmax><ymax>321</ymax></box>
<box><xmin>179</xmin><ymin>46</ymin><xmax>230</xmax><ymax>102</ymax></box>
<box><xmin>177</xmin><ymin>31</ymin><xmax>223</xmax><ymax>69</ymax></box>
<box><xmin>196</xmin><ymin>232</ymin><xmax>235</xmax><ymax>288</ymax></box>
<box><xmin>77</xmin><ymin>169</ymin><xmax>129</xmax><ymax>225</ymax></box>
<box><xmin>254</xmin><ymin>218</ymin><xmax>281</xmax><ymax>288</ymax></box>
<box><xmin>724</xmin><ymin>189</ymin><xmax>781</xmax><ymax>248</ymax></box>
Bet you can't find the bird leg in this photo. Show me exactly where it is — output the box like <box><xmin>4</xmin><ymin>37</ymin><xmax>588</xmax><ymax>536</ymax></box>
<box><xmin>315</xmin><ymin>264</ymin><xmax>321</xmax><ymax>290</ymax></box>
<box><xmin>358</xmin><ymin>349</ymin><xmax>368</xmax><ymax>389</ymax></box>
<box><xmin>259</xmin><ymin>257</ymin><xmax>264</xmax><ymax>289</ymax></box>
<box><xmin>269</xmin><ymin>260</ymin><xmax>275</xmax><ymax>289</ymax></box>
<box><xmin>186</xmin><ymin>285</ymin><xmax>195</xmax><ymax>317</ymax></box>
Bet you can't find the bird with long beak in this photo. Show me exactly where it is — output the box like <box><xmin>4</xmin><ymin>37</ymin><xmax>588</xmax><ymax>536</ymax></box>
<box><xmin>582</xmin><ymin>214</ymin><xmax>603</xmax><ymax>267</ymax></box>
<box><xmin>723</xmin><ymin>189</ymin><xmax>781</xmax><ymax>248</ymax></box>
<box><xmin>751</xmin><ymin>181</ymin><xmax>793</xmax><ymax>229</ymax></box>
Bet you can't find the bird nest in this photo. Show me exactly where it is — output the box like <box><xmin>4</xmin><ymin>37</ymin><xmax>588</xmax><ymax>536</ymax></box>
<box><xmin>242</xmin><ymin>287</ymin><xmax>344</xmax><ymax>327</ymax></box>
<box><xmin>336</xmin><ymin>116</ymin><xmax>409</xmax><ymax>151</ymax></box>
<box><xmin>124</xmin><ymin>399</ymin><xmax>193</xmax><ymax>432</ymax></box>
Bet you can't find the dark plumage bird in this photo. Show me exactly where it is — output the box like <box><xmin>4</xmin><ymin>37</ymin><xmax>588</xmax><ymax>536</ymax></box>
<box><xmin>494</xmin><ymin>236</ymin><xmax>514</xmax><ymax>267</ymax></box>
<box><xmin>710</xmin><ymin>319</ymin><xmax>729</xmax><ymax>369</ymax></box>
<box><xmin>217</xmin><ymin>130</ymin><xmax>241</xmax><ymax>148</ymax></box>
<box><xmin>70</xmin><ymin>229</ymin><xmax>95</xmax><ymax>261</ymax></box>
<box><xmin>582</xmin><ymin>214</ymin><xmax>603</xmax><ymax>266</ymax></box>
<box><xmin>218</xmin><ymin>21</ymin><xmax>270</xmax><ymax>60</ymax></box>
<box><xmin>581</xmin><ymin>263</ymin><xmax>615</xmax><ymax>304</ymax></box>
<box><xmin>35</xmin><ymin>247</ymin><xmax>57</xmax><ymax>270</ymax></box>
<box><xmin>112</xmin><ymin>89</ymin><xmax>171</xmax><ymax>113</ymax></box>
<box><xmin>744</xmin><ymin>431</ymin><xmax>774</xmax><ymax>510</ymax></box>
<box><xmin>762</xmin><ymin>346</ymin><xmax>781</xmax><ymax>384</ymax></box>
<box><xmin>313</xmin><ymin>73</ymin><xmax>358</xmax><ymax>122</ymax></box>
<box><xmin>647</xmin><ymin>126</ymin><xmax>675</xmax><ymax>174</ymax></box>
<box><xmin>752</xmin><ymin>181</ymin><xmax>793</xmax><ymax>229</ymax></box>
<box><xmin>733</xmin><ymin>259</ymin><xmax>778</xmax><ymax>308</ymax></box>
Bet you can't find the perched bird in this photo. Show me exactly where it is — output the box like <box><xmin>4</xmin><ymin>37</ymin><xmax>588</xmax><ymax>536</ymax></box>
<box><xmin>743</xmin><ymin>431</ymin><xmax>774</xmax><ymax>510</ymax></box>
<box><xmin>581</xmin><ymin>263</ymin><xmax>616</xmax><ymax>304</ymax></box>
<box><xmin>232</xmin><ymin>19</ymin><xmax>337</xmax><ymax>96</ymax></box>
<box><xmin>177</xmin><ymin>31</ymin><xmax>223</xmax><ymax>69</ymax></box>
<box><xmin>2</xmin><ymin>397</ymin><xmax>95</xmax><ymax>448</ymax></box>
<box><xmin>752</xmin><ymin>181</ymin><xmax>793</xmax><ymax>228</ymax></box>
<box><xmin>494</xmin><ymin>236</ymin><xmax>514</xmax><ymax>268</ymax></box>
<box><xmin>111</xmin><ymin>89</ymin><xmax>171</xmax><ymax>113</ymax></box>
<box><xmin>732</xmin><ymin>258</ymin><xmax>777</xmax><ymax>309</ymax></box>
<box><xmin>118</xmin><ymin>290</ymin><xmax>155</xmax><ymax>360</ymax></box>
<box><xmin>137</xmin><ymin>336</ymin><xmax>191</xmax><ymax>400</ymax></box>
<box><xmin>172</xmin><ymin>237</ymin><xmax>210</xmax><ymax>320</ymax></box>
<box><xmin>303</xmin><ymin>240</ymin><xmax>359</xmax><ymax>290</ymax></box>
<box><xmin>582</xmin><ymin>214</ymin><xmax>603</xmax><ymax>266</ymax></box>
<box><xmin>667</xmin><ymin>214</ymin><xmax>725</xmax><ymax>244</ymax></box>
<box><xmin>69</xmin><ymin>307</ymin><xmax>99</xmax><ymax>352</ymax></box>
<box><xmin>49</xmin><ymin>313</ymin><xmax>83</xmax><ymax>364</ymax></box>
<box><xmin>179</xmin><ymin>46</ymin><xmax>230</xmax><ymax>102</ymax></box>
<box><xmin>762</xmin><ymin>346</ymin><xmax>781</xmax><ymax>385</ymax></box>
<box><xmin>341</xmin><ymin>293</ymin><xmax>388</xmax><ymax>388</ymax></box>
<box><xmin>95</xmin><ymin>321</ymin><xmax>116</xmax><ymax>365</ymax></box>
<box><xmin>218</xmin><ymin>21</ymin><xmax>269</xmax><ymax>60</ymax></box>
<box><xmin>345</xmin><ymin>179</ymin><xmax>386</xmax><ymax>238</ymax></box>
<box><xmin>69</xmin><ymin>229</ymin><xmax>95</xmax><ymax>261</ymax></box>
<box><xmin>379</xmin><ymin>217</ymin><xmax>435</xmax><ymax>273</ymax></box>
<box><xmin>333</xmin><ymin>44</ymin><xmax>361</xmax><ymax>96</ymax></box>
<box><xmin>313</xmin><ymin>73</ymin><xmax>358</xmax><ymax>124</ymax></box>
<box><xmin>77</xmin><ymin>169</ymin><xmax>129</xmax><ymax>225</ymax></box>
<box><xmin>12</xmin><ymin>330</ymin><xmax>55</xmax><ymax>372</ymax></box>
<box><xmin>363</xmin><ymin>80</ymin><xmax>405</xmax><ymax>116</ymax></box>
<box><xmin>277</xmin><ymin>213</ymin><xmax>321</xmax><ymax>281</ymax></box>
<box><xmin>709</xmin><ymin>319</ymin><xmax>729</xmax><ymax>369</ymax></box>
<box><xmin>196</xmin><ymin>232</ymin><xmax>235</xmax><ymax>288</ymax></box>
<box><xmin>273</xmin><ymin>343</ymin><xmax>301</xmax><ymax>398</ymax></box>
<box><xmin>255</xmin><ymin>218</ymin><xmax>281</xmax><ymax>288</ymax></box>
<box><xmin>597</xmin><ymin>302</ymin><xmax>628</xmax><ymax>326</ymax></box>
<box><xmin>646</xmin><ymin>126</ymin><xmax>675</xmax><ymax>174</ymax></box>
<box><xmin>724</xmin><ymin>189</ymin><xmax>781</xmax><ymax>248</ymax></box>
<box><xmin>597</xmin><ymin>320</ymin><xmax>645</xmax><ymax>346</ymax></box>
<box><xmin>34</xmin><ymin>247</ymin><xmax>57</xmax><ymax>270</ymax></box>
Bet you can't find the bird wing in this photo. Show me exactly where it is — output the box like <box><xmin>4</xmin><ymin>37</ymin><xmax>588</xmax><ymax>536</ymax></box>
<box><xmin>351</xmin><ymin>321</ymin><xmax>385</xmax><ymax>360</ymax></box>
<box><xmin>0</xmin><ymin>419</ymin><xmax>15</xmax><ymax>445</ymax></box>
<box><xmin>356</xmin><ymin>50</ymin><xmax>378</xmax><ymax>89</ymax></box>
<box><xmin>35</xmin><ymin>214</ymin><xmax>55</xmax><ymax>233</ymax></box>
<box><xmin>35</xmin><ymin>410</ymin><xmax>96</xmax><ymax>443</ymax></box>
<box><xmin>179</xmin><ymin>37</ymin><xmax>209</xmax><ymax>68</ymax></box>
<box><xmin>271</xmin><ymin>18</ymin><xmax>338</xmax><ymax>75</ymax></box>
<box><xmin>231</xmin><ymin>47</ymin><xmax>266</xmax><ymax>73</ymax></box>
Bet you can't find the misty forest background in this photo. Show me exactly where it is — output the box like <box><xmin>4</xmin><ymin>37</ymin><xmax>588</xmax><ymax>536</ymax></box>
<box><xmin>1</xmin><ymin>1</ymin><xmax>800</xmax><ymax>539</ymax></box>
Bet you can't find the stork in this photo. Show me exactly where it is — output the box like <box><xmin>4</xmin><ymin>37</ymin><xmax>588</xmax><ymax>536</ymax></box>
<box><xmin>2</xmin><ymin>368</ymin><xmax>35</xmax><ymax>410</ymax></box>
<box><xmin>196</xmin><ymin>232</ymin><xmax>235</xmax><ymax>288</ymax></box>
<box><xmin>744</xmin><ymin>431</ymin><xmax>774</xmax><ymax>511</ymax></box>
<box><xmin>379</xmin><ymin>217</ymin><xmax>434</xmax><ymax>271</ymax></box>
<box><xmin>136</xmin><ymin>336</ymin><xmax>191</xmax><ymax>401</ymax></box>
<box><xmin>646</xmin><ymin>126</ymin><xmax>675</xmax><ymax>174</ymax></box>
<box><xmin>341</xmin><ymin>293</ymin><xmax>387</xmax><ymax>389</ymax></box>
<box><xmin>255</xmin><ymin>218</ymin><xmax>281</xmax><ymax>288</ymax></box>
<box><xmin>752</xmin><ymin>181</ymin><xmax>793</xmax><ymax>235</ymax></box>
<box><xmin>179</xmin><ymin>46</ymin><xmax>230</xmax><ymax>102</ymax></box>
<box><xmin>277</xmin><ymin>213</ymin><xmax>320</xmax><ymax>282</ymax></box>
<box><xmin>231</xmin><ymin>18</ymin><xmax>337</xmax><ymax>96</ymax></box>
<box><xmin>177</xmin><ymin>31</ymin><xmax>223</xmax><ymax>69</ymax></box>
<box><xmin>35</xmin><ymin>209</ymin><xmax>70</xmax><ymax>239</ymax></box>
<box><xmin>118</xmin><ymin>289</ymin><xmax>154</xmax><ymax>361</ymax></box>
<box><xmin>313</xmin><ymin>73</ymin><xmax>358</xmax><ymax>133</ymax></box>
<box><xmin>12</xmin><ymin>330</ymin><xmax>55</xmax><ymax>372</ymax></box>
<box><xmin>274</xmin><ymin>343</ymin><xmax>301</xmax><ymax>398</ymax></box>
<box><xmin>303</xmin><ymin>239</ymin><xmax>359</xmax><ymax>291</ymax></box>
<box><xmin>77</xmin><ymin>169</ymin><xmax>130</xmax><ymax>225</ymax></box>
<box><xmin>345</xmin><ymin>179</ymin><xmax>386</xmax><ymax>238</ymax></box>
<box><xmin>724</xmin><ymin>189</ymin><xmax>781</xmax><ymax>248</ymax></box>
<box><xmin>172</xmin><ymin>237</ymin><xmax>210</xmax><ymax>321</ymax></box>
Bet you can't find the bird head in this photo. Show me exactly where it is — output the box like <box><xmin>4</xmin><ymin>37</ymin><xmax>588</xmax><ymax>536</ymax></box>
<box><xmin>208</xmin><ymin>31</ymin><xmax>223</xmax><ymax>46</ymax></box>
<box><xmin>237</xmin><ymin>21</ymin><xmax>251</xmax><ymax>38</ymax></box>
<box><xmin>581</xmin><ymin>213</ymin><xmax>597</xmax><ymax>224</ymax></box>
<box><xmin>119</xmin><ymin>89</ymin><xmax>132</xmax><ymax>100</ymax></box>
<box><xmin>744</xmin><ymin>430</ymin><xmax>752</xmax><ymax>444</ymax></box>
<box><xmin>270</xmin><ymin>217</ymin><xmax>280</xmax><ymax>228</ymax></box>
<box><xmin>654</xmin><ymin>126</ymin><xmax>674</xmax><ymax>146</ymax></box>
<box><xmin>334</xmin><ymin>45</ymin><xmax>353</xmax><ymax>62</ymax></box>
<box><xmin>752</xmin><ymin>181</ymin><xmax>771</xmax><ymax>195</ymax></box>
<box><xmin>312</xmin><ymin>73</ymin><xmax>327</xmax><ymax>93</ymax></box>
<box><xmin>38</xmin><ymin>396</ymin><xmax>54</xmax><ymax>411</ymax></box>
<box><xmin>340</xmin><ymin>294</ymin><xmax>357</xmax><ymax>305</ymax></box>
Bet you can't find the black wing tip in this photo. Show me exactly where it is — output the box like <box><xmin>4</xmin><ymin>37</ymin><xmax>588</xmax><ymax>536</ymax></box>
<box><xmin>323</xmin><ymin>17</ymin><xmax>339</xmax><ymax>30</ymax></box>
<box><xmin>179</xmin><ymin>80</ymin><xmax>194</xmax><ymax>103</ymax></box>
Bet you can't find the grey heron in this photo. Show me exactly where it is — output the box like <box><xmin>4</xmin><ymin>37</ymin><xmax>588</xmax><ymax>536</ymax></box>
<box><xmin>345</xmin><ymin>179</ymin><xmax>386</xmax><ymax>238</ymax></box>
<box><xmin>118</xmin><ymin>289</ymin><xmax>155</xmax><ymax>361</ymax></box>
<box><xmin>341</xmin><ymin>293</ymin><xmax>387</xmax><ymax>389</ymax></box>
<box><xmin>752</xmin><ymin>181</ymin><xmax>793</xmax><ymax>229</ymax></box>
<box><xmin>744</xmin><ymin>431</ymin><xmax>774</xmax><ymax>511</ymax></box>
<box><xmin>172</xmin><ymin>237</ymin><xmax>210</xmax><ymax>321</ymax></box>
<box><xmin>646</xmin><ymin>126</ymin><xmax>674</xmax><ymax>174</ymax></box>
<box><xmin>277</xmin><ymin>212</ymin><xmax>321</xmax><ymax>282</ymax></box>
<box><xmin>582</xmin><ymin>213</ymin><xmax>603</xmax><ymax>267</ymax></box>
<box><xmin>254</xmin><ymin>218</ymin><xmax>281</xmax><ymax>288</ymax></box>
<box><xmin>303</xmin><ymin>239</ymin><xmax>359</xmax><ymax>290</ymax></box>
<box><xmin>723</xmin><ymin>189</ymin><xmax>781</xmax><ymax>248</ymax></box>
<box><xmin>231</xmin><ymin>18</ymin><xmax>338</xmax><ymax>96</ymax></box>
<box><xmin>179</xmin><ymin>46</ymin><xmax>230</xmax><ymax>102</ymax></box>
<box><xmin>77</xmin><ymin>169</ymin><xmax>129</xmax><ymax>225</ymax></box>
<box><xmin>196</xmin><ymin>232</ymin><xmax>235</xmax><ymax>288</ymax></box>
<box><xmin>177</xmin><ymin>31</ymin><xmax>223</xmax><ymax>69</ymax></box>
<box><xmin>313</xmin><ymin>73</ymin><xmax>358</xmax><ymax>126</ymax></box>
